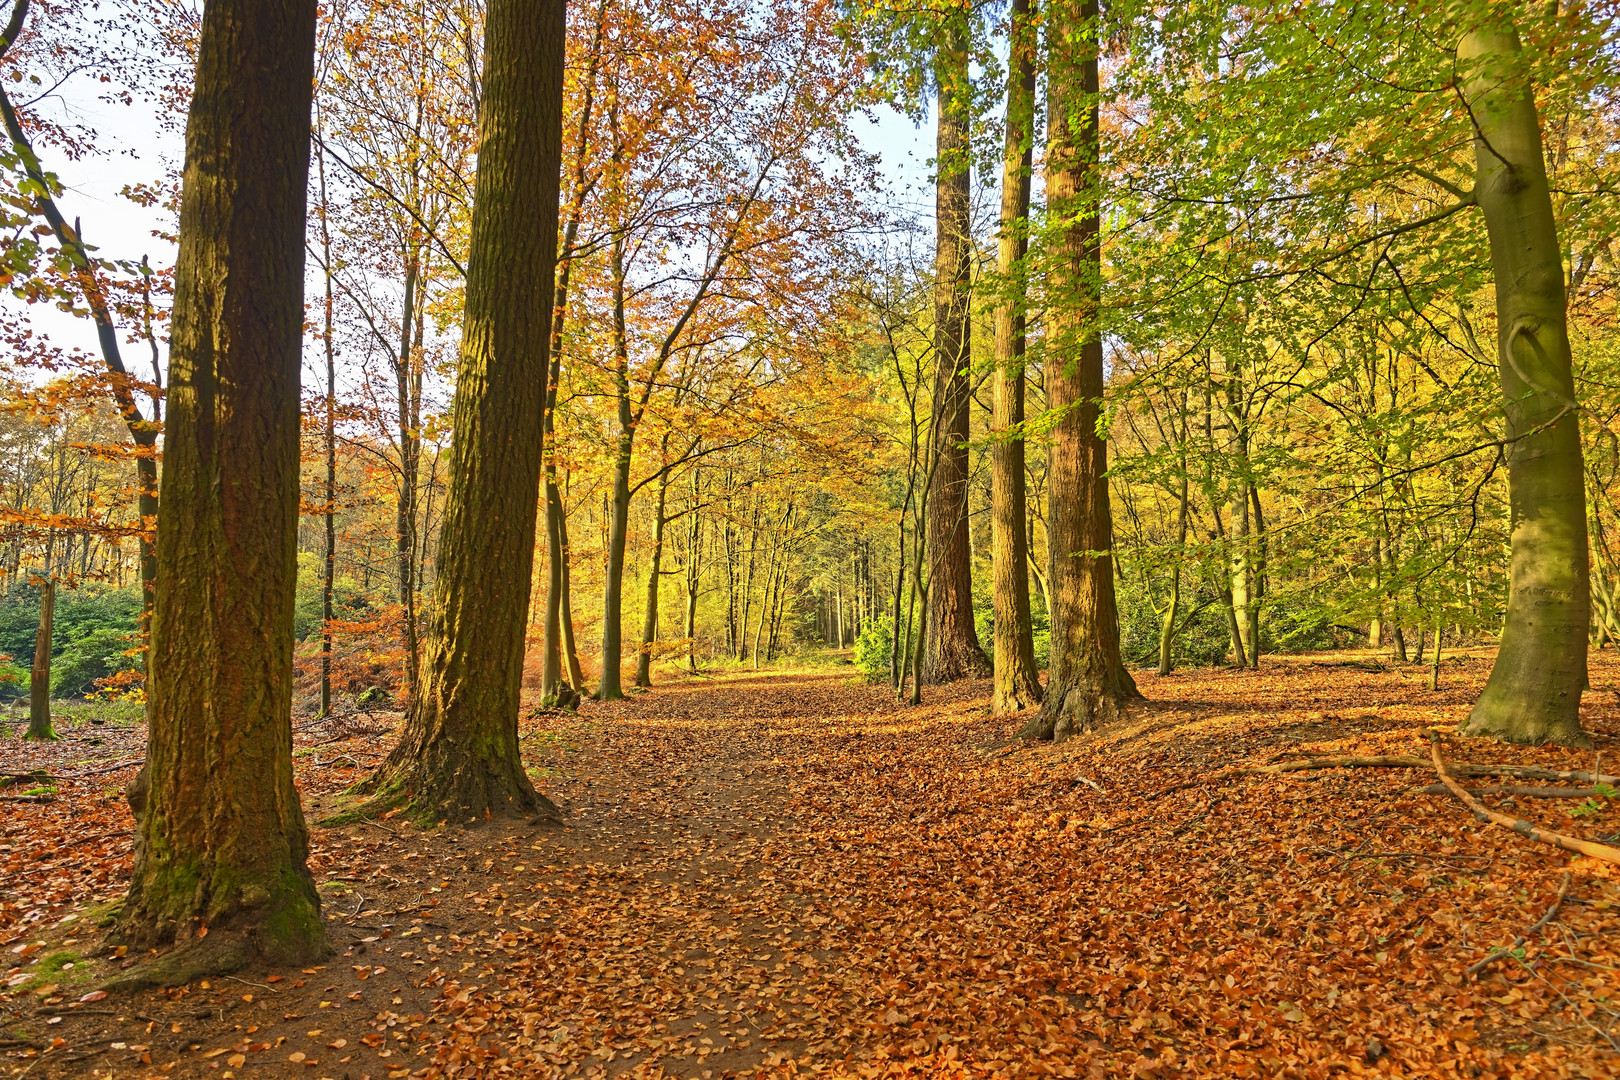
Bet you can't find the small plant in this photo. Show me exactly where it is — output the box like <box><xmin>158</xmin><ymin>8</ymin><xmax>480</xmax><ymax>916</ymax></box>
<box><xmin>853</xmin><ymin>616</ymin><xmax>893</xmax><ymax>682</ymax></box>
<box><xmin>1571</xmin><ymin>783</ymin><xmax>1614</xmax><ymax>818</ymax></box>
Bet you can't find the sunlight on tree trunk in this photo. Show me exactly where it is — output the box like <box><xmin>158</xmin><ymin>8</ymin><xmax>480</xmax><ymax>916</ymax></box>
<box><xmin>1022</xmin><ymin>0</ymin><xmax>1138</xmax><ymax>742</ymax></box>
<box><xmin>25</xmin><ymin>538</ymin><xmax>54</xmax><ymax>741</ymax></box>
<box><xmin>991</xmin><ymin>0</ymin><xmax>1042</xmax><ymax>715</ymax></box>
<box><xmin>1456</xmin><ymin>17</ymin><xmax>1590</xmax><ymax>747</ymax></box>
<box><xmin>115</xmin><ymin>0</ymin><xmax>326</xmax><ymax>982</ymax></box>
<box><xmin>356</xmin><ymin>0</ymin><xmax>567</xmax><ymax>820</ymax></box>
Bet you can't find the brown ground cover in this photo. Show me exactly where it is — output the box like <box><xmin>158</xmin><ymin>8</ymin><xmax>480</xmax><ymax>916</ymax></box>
<box><xmin>2</xmin><ymin>649</ymin><xmax>1619</xmax><ymax>1079</ymax></box>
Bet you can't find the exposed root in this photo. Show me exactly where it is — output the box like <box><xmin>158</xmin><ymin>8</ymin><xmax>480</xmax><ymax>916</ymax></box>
<box><xmin>101</xmin><ymin>932</ymin><xmax>254</xmax><ymax>992</ymax></box>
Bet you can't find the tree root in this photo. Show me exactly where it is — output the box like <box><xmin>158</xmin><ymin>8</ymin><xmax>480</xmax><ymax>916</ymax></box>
<box><xmin>100</xmin><ymin>932</ymin><xmax>254</xmax><ymax>992</ymax></box>
<box><xmin>1466</xmin><ymin>871</ymin><xmax>1573</xmax><ymax>977</ymax></box>
<box><xmin>1154</xmin><ymin>754</ymin><xmax>1620</xmax><ymax>797</ymax></box>
<box><xmin>1428</xmin><ymin>730</ymin><xmax>1620</xmax><ymax>866</ymax></box>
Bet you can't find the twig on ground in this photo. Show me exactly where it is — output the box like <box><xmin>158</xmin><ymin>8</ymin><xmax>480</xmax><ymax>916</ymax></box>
<box><xmin>1409</xmin><ymin>783</ymin><xmax>1603</xmax><ymax>799</ymax></box>
<box><xmin>1428</xmin><ymin>731</ymin><xmax>1620</xmax><ymax>866</ymax></box>
<box><xmin>220</xmin><ymin>973</ymin><xmax>277</xmax><ymax>993</ymax></box>
<box><xmin>1466</xmin><ymin>871</ymin><xmax>1573</xmax><ymax>977</ymax></box>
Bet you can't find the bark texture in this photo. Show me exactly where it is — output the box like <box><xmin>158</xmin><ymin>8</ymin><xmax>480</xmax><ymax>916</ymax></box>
<box><xmin>25</xmin><ymin>556</ymin><xmax>54</xmax><ymax>741</ymax></box>
<box><xmin>358</xmin><ymin>0</ymin><xmax>567</xmax><ymax>820</ymax></box>
<box><xmin>1457</xmin><ymin>20</ymin><xmax>1591</xmax><ymax>746</ymax></box>
<box><xmin>117</xmin><ymin>0</ymin><xmax>325</xmax><ymax>973</ymax></box>
<box><xmin>1022</xmin><ymin>0</ymin><xmax>1138</xmax><ymax>742</ymax></box>
<box><xmin>991</xmin><ymin>0</ymin><xmax>1042</xmax><ymax>715</ymax></box>
<box><xmin>924</xmin><ymin>13</ymin><xmax>991</xmax><ymax>684</ymax></box>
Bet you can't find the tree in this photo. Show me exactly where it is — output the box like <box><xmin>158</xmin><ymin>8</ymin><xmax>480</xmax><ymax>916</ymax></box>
<box><xmin>1455</xmin><ymin>15</ymin><xmax>1589</xmax><ymax>745</ymax></box>
<box><xmin>355</xmin><ymin>0</ymin><xmax>565</xmax><ymax>823</ymax></box>
<box><xmin>989</xmin><ymin>0</ymin><xmax>1041</xmax><ymax>714</ymax></box>
<box><xmin>1022</xmin><ymin>0</ymin><xmax>1137</xmax><ymax>741</ymax></box>
<box><xmin>115</xmin><ymin>0</ymin><xmax>326</xmax><ymax>981</ymax></box>
<box><xmin>923</xmin><ymin>6</ymin><xmax>991</xmax><ymax>684</ymax></box>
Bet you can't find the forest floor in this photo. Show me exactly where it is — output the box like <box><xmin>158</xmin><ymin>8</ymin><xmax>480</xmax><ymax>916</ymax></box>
<box><xmin>2</xmin><ymin>650</ymin><xmax>1620</xmax><ymax>1079</ymax></box>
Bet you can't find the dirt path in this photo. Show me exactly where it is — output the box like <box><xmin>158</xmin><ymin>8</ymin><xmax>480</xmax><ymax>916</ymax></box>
<box><xmin>5</xmin><ymin>657</ymin><xmax>1620</xmax><ymax>1079</ymax></box>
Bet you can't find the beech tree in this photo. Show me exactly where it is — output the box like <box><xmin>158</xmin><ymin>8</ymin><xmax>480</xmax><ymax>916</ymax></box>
<box><xmin>116</xmin><ymin>0</ymin><xmax>325</xmax><ymax>980</ymax></box>
<box><xmin>355</xmin><ymin>0</ymin><xmax>565</xmax><ymax>823</ymax></box>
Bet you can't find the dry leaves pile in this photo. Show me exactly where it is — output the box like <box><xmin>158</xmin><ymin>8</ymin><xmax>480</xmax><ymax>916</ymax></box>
<box><xmin>2</xmin><ymin>650</ymin><xmax>1619</xmax><ymax>1079</ymax></box>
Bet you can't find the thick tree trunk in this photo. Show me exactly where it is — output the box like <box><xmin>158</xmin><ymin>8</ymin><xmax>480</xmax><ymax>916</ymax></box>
<box><xmin>924</xmin><ymin>13</ymin><xmax>991</xmax><ymax>684</ymax></box>
<box><xmin>116</xmin><ymin>0</ymin><xmax>325</xmax><ymax>980</ymax></box>
<box><xmin>1022</xmin><ymin>0</ymin><xmax>1138</xmax><ymax>742</ymax></box>
<box><xmin>359</xmin><ymin>0</ymin><xmax>566</xmax><ymax>819</ymax></box>
<box><xmin>26</xmin><ymin>547</ymin><xmax>54</xmax><ymax>742</ymax></box>
<box><xmin>1458</xmin><ymin>20</ymin><xmax>1590</xmax><ymax>746</ymax></box>
<box><xmin>991</xmin><ymin>0</ymin><xmax>1041</xmax><ymax>714</ymax></box>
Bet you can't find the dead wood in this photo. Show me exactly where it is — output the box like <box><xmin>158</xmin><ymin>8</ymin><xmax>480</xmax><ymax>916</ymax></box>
<box><xmin>1466</xmin><ymin>871</ymin><xmax>1574</xmax><ymax>977</ymax></box>
<box><xmin>1427</xmin><ymin>731</ymin><xmax>1620</xmax><ymax>867</ymax></box>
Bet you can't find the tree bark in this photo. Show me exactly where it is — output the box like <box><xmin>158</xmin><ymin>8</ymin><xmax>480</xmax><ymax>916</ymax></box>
<box><xmin>598</xmin><ymin>232</ymin><xmax>634</xmax><ymax>700</ymax></box>
<box><xmin>1457</xmin><ymin>19</ymin><xmax>1590</xmax><ymax>746</ymax></box>
<box><xmin>359</xmin><ymin>0</ymin><xmax>567</xmax><ymax>819</ymax></box>
<box><xmin>1022</xmin><ymin>0</ymin><xmax>1138</xmax><ymax>742</ymax></box>
<box><xmin>635</xmin><ymin>462</ymin><xmax>672</xmax><ymax>688</ymax></box>
<box><xmin>394</xmin><ymin>257</ymin><xmax>421</xmax><ymax>703</ymax></box>
<box><xmin>116</xmin><ymin>0</ymin><xmax>326</xmax><ymax>978</ymax></box>
<box><xmin>991</xmin><ymin>0</ymin><xmax>1042</xmax><ymax>714</ymax></box>
<box><xmin>26</xmin><ymin>539</ymin><xmax>54</xmax><ymax>741</ymax></box>
<box><xmin>924</xmin><ymin>11</ymin><xmax>991</xmax><ymax>684</ymax></box>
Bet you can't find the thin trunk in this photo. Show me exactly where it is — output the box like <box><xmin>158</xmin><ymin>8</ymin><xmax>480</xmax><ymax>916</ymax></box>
<box><xmin>316</xmin><ymin>141</ymin><xmax>336</xmax><ymax>720</ymax></box>
<box><xmin>26</xmin><ymin>538</ymin><xmax>55</xmax><ymax>741</ymax></box>
<box><xmin>1458</xmin><ymin>19</ymin><xmax>1590</xmax><ymax>745</ymax></box>
<box><xmin>557</xmin><ymin>494</ymin><xmax>585</xmax><ymax>689</ymax></box>
<box><xmin>991</xmin><ymin>0</ymin><xmax>1041</xmax><ymax>714</ymax></box>
<box><xmin>1430</xmin><ymin>623</ymin><xmax>1443</xmax><ymax>691</ymax></box>
<box><xmin>635</xmin><ymin>464</ymin><xmax>672</xmax><ymax>688</ymax></box>
<box><xmin>360</xmin><ymin>0</ymin><xmax>566</xmax><ymax>820</ymax></box>
<box><xmin>684</xmin><ymin>478</ymin><xmax>701</xmax><ymax>673</ymax></box>
<box><xmin>1024</xmin><ymin>0</ymin><xmax>1139</xmax><ymax>742</ymax></box>
<box><xmin>117</xmin><ymin>0</ymin><xmax>326</xmax><ymax>977</ymax></box>
<box><xmin>1158</xmin><ymin>465</ymin><xmax>1190</xmax><ymax>676</ymax></box>
<box><xmin>395</xmin><ymin>258</ymin><xmax>420</xmax><ymax>701</ymax></box>
<box><xmin>889</xmin><ymin>518</ymin><xmax>906</xmax><ymax>687</ymax></box>
<box><xmin>598</xmin><ymin>232</ymin><xmax>634</xmax><ymax>700</ymax></box>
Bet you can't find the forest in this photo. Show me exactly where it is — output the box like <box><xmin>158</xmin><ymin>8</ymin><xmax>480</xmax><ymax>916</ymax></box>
<box><xmin>1</xmin><ymin>0</ymin><xmax>1620</xmax><ymax>1076</ymax></box>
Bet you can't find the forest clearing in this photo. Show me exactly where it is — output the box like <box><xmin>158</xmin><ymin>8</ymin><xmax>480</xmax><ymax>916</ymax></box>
<box><xmin>2</xmin><ymin>654</ymin><xmax>1619</xmax><ymax>1079</ymax></box>
<box><xmin>2</xmin><ymin>0</ymin><xmax>1620</xmax><ymax>1076</ymax></box>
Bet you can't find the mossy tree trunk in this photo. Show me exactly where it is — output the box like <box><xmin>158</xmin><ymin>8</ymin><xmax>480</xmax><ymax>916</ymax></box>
<box><xmin>1456</xmin><ymin>17</ymin><xmax>1591</xmax><ymax>746</ymax></box>
<box><xmin>991</xmin><ymin>0</ymin><xmax>1042</xmax><ymax>715</ymax></box>
<box><xmin>116</xmin><ymin>0</ymin><xmax>326</xmax><ymax>978</ymax></box>
<box><xmin>358</xmin><ymin>0</ymin><xmax>567</xmax><ymax>821</ymax></box>
<box><xmin>924</xmin><ymin>11</ymin><xmax>991</xmax><ymax>684</ymax></box>
<box><xmin>1021</xmin><ymin>0</ymin><xmax>1138</xmax><ymax>742</ymax></box>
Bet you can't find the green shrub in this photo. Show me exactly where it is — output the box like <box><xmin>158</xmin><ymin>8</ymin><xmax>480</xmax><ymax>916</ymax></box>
<box><xmin>52</xmin><ymin>627</ymin><xmax>140</xmax><ymax>698</ymax></box>
<box><xmin>853</xmin><ymin>615</ymin><xmax>894</xmax><ymax>681</ymax></box>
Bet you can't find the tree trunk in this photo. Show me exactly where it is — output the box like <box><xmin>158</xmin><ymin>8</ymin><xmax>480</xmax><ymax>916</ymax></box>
<box><xmin>557</xmin><ymin>497</ymin><xmax>586</xmax><ymax>689</ymax></box>
<box><xmin>683</xmin><ymin>476</ymin><xmax>701</xmax><ymax>673</ymax></box>
<box><xmin>635</xmin><ymin>465</ymin><xmax>672</xmax><ymax>688</ymax></box>
<box><xmin>1158</xmin><ymin>465</ymin><xmax>1190</xmax><ymax>676</ymax></box>
<box><xmin>116</xmin><ymin>0</ymin><xmax>326</xmax><ymax>979</ymax></box>
<box><xmin>359</xmin><ymin>0</ymin><xmax>567</xmax><ymax>820</ymax></box>
<box><xmin>26</xmin><ymin>541</ymin><xmax>54</xmax><ymax>742</ymax></box>
<box><xmin>923</xmin><ymin>12</ymin><xmax>991</xmax><ymax>684</ymax></box>
<box><xmin>1022</xmin><ymin>0</ymin><xmax>1138</xmax><ymax>742</ymax></box>
<box><xmin>991</xmin><ymin>0</ymin><xmax>1041</xmax><ymax>714</ymax></box>
<box><xmin>1457</xmin><ymin>20</ymin><xmax>1590</xmax><ymax>746</ymax></box>
<box><xmin>394</xmin><ymin>258</ymin><xmax>420</xmax><ymax>702</ymax></box>
<box><xmin>598</xmin><ymin>235</ymin><xmax>635</xmax><ymax>701</ymax></box>
<box><xmin>315</xmin><ymin>143</ymin><xmax>337</xmax><ymax>720</ymax></box>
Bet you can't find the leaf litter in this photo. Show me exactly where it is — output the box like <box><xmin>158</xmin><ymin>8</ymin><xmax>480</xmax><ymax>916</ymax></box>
<box><xmin>1</xmin><ymin>650</ymin><xmax>1619</xmax><ymax>1078</ymax></box>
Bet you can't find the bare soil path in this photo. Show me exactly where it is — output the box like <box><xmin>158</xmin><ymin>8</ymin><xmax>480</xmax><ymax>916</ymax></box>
<box><xmin>4</xmin><ymin>655</ymin><xmax>1620</xmax><ymax>1079</ymax></box>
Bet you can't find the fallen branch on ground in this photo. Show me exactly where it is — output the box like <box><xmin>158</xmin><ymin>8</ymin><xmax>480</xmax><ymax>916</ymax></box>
<box><xmin>1155</xmin><ymin>754</ymin><xmax>1620</xmax><ymax>796</ymax></box>
<box><xmin>1409</xmin><ymin>783</ymin><xmax>1604</xmax><ymax>799</ymax></box>
<box><xmin>1427</xmin><ymin>730</ymin><xmax>1620</xmax><ymax>866</ymax></box>
<box><xmin>1466</xmin><ymin>871</ymin><xmax>1574</xmax><ymax>977</ymax></box>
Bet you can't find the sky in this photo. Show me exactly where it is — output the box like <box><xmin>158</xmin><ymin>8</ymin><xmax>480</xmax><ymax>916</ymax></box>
<box><xmin>5</xmin><ymin>77</ymin><xmax>941</xmax><ymax>373</ymax></box>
